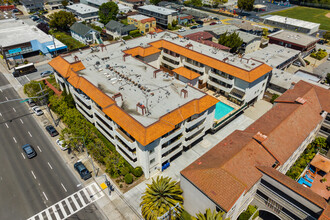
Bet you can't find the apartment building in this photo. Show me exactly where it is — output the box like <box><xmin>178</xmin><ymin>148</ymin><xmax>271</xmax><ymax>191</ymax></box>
<box><xmin>67</xmin><ymin>3</ymin><xmax>99</xmax><ymax>23</ymax></box>
<box><xmin>49</xmin><ymin>31</ymin><xmax>273</xmax><ymax>178</ymax></box>
<box><xmin>127</xmin><ymin>15</ymin><xmax>156</xmax><ymax>34</ymax></box>
<box><xmin>181</xmin><ymin>80</ymin><xmax>330</xmax><ymax>219</ymax></box>
<box><xmin>138</xmin><ymin>5</ymin><xmax>177</xmax><ymax>27</ymax></box>
<box><xmin>20</xmin><ymin>0</ymin><xmax>44</xmax><ymax>12</ymax></box>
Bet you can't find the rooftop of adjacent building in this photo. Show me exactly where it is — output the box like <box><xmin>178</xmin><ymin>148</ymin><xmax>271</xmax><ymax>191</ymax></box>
<box><xmin>264</xmin><ymin>15</ymin><xmax>320</xmax><ymax>29</ymax></box>
<box><xmin>0</xmin><ymin>19</ymin><xmax>64</xmax><ymax>48</ymax></box>
<box><xmin>138</xmin><ymin>5</ymin><xmax>177</xmax><ymax>15</ymax></box>
<box><xmin>128</xmin><ymin>14</ymin><xmax>154</xmax><ymax>22</ymax></box>
<box><xmin>85</xmin><ymin>0</ymin><xmax>108</xmax><ymax>6</ymax></box>
<box><xmin>268</xmin><ymin>30</ymin><xmax>319</xmax><ymax>47</ymax></box>
<box><xmin>67</xmin><ymin>3</ymin><xmax>98</xmax><ymax>14</ymax></box>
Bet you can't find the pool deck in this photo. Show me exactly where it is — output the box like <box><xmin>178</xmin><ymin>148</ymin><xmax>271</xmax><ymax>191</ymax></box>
<box><xmin>203</xmin><ymin>88</ymin><xmax>240</xmax><ymax>123</ymax></box>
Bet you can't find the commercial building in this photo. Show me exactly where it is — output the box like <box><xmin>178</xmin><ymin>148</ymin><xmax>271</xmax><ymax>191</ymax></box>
<box><xmin>127</xmin><ymin>15</ymin><xmax>156</xmax><ymax>34</ymax></box>
<box><xmin>263</xmin><ymin>15</ymin><xmax>320</xmax><ymax>35</ymax></box>
<box><xmin>181</xmin><ymin>80</ymin><xmax>330</xmax><ymax>220</ymax></box>
<box><xmin>70</xmin><ymin>22</ymin><xmax>102</xmax><ymax>45</ymax></box>
<box><xmin>20</xmin><ymin>0</ymin><xmax>44</xmax><ymax>12</ymax></box>
<box><xmin>0</xmin><ymin>19</ymin><xmax>67</xmax><ymax>63</ymax></box>
<box><xmin>67</xmin><ymin>3</ymin><xmax>99</xmax><ymax>23</ymax></box>
<box><xmin>49</xmin><ymin>31</ymin><xmax>272</xmax><ymax>178</ymax></box>
<box><xmin>138</xmin><ymin>5</ymin><xmax>177</xmax><ymax>27</ymax></box>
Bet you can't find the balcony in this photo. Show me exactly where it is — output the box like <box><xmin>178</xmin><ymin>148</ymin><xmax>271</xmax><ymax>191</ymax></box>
<box><xmin>229</xmin><ymin>88</ymin><xmax>246</xmax><ymax>101</ymax></box>
<box><xmin>162</xmin><ymin>51</ymin><xmax>181</xmax><ymax>62</ymax></box>
<box><xmin>183</xmin><ymin>60</ymin><xmax>204</xmax><ymax>72</ymax></box>
<box><xmin>161</xmin><ymin>127</ymin><xmax>183</xmax><ymax>145</ymax></box>
<box><xmin>161</xmin><ymin>58</ymin><xmax>180</xmax><ymax>69</ymax></box>
<box><xmin>209</xmin><ymin>71</ymin><xmax>234</xmax><ymax>84</ymax></box>
<box><xmin>116</xmin><ymin>144</ymin><xmax>137</xmax><ymax>167</ymax></box>
<box><xmin>115</xmin><ymin>128</ymin><xmax>136</xmax><ymax>150</ymax></box>
<box><xmin>185</xmin><ymin>127</ymin><xmax>205</xmax><ymax>146</ymax></box>
<box><xmin>207</xmin><ymin>79</ymin><xmax>232</xmax><ymax>93</ymax></box>
<box><xmin>186</xmin><ymin>112</ymin><xmax>207</xmax><ymax>128</ymax></box>
<box><xmin>161</xmin><ymin>143</ymin><xmax>182</xmax><ymax>162</ymax></box>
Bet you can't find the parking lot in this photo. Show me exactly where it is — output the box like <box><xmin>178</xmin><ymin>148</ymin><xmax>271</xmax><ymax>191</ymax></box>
<box><xmin>15</xmin><ymin>63</ymin><xmax>54</xmax><ymax>86</ymax></box>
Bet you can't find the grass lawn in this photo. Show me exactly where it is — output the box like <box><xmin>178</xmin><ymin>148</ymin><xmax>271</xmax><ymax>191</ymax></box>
<box><xmin>266</xmin><ymin>6</ymin><xmax>330</xmax><ymax>31</ymax></box>
<box><xmin>53</xmin><ymin>31</ymin><xmax>86</xmax><ymax>50</ymax></box>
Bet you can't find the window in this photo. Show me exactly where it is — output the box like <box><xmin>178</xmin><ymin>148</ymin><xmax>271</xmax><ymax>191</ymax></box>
<box><xmin>150</xmin><ymin>158</ymin><xmax>155</xmax><ymax>164</ymax></box>
<box><xmin>150</xmin><ymin>149</ymin><xmax>155</xmax><ymax>154</ymax></box>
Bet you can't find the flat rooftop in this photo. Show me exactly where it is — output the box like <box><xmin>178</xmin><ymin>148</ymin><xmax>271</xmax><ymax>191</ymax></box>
<box><xmin>67</xmin><ymin>3</ymin><xmax>98</xmax><ymax>14</ymax></box>
<box><xmin>86</xmin><ymin>0</ymin><xmax>108</xmax><ymax>6</ymax></box>
<box><xmin>0</xmin><ymin>19</ymin><xmax>63</xmax><ymax>48</ymax></box>
<box><xmin>245</xmin><ymin>43</ymin><xmax>300</xmax><ymax>68</ymax></box>
<box><xmin>264</xmin><ymin>15</ymin><xmax>320</xmax><ymax>30</ymax></box>
<box><xmin>268</xmin><ymin>30</ymin><xmax>319</xmax><ymax>47</ymax></box>
<box><xmin>139</xmin><ymin>5</ymin><xmax>177</xmax><ymax>15</ymax></box>
<box><xmin>129</xmin><ymin>14</ymin><xmax>151</xmax><ymax>21</ymax></box>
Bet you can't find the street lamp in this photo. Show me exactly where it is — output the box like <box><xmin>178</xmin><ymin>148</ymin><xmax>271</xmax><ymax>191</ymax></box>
<box><xmin>67</xmin><ymin>136</ymin><xmax>97</xmax><ymax>177</ymax></box>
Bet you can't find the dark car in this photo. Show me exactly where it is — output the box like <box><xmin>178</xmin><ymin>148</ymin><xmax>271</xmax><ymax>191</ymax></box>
<box><xmin>74</xmin><ymin>161</ymin><xmax>92</xmax><ymax>180</ymax></box>
<box><xmin>45</xmin><ymin>125</ymin><xmax>59</xmax><ymax>137</ymax></box>
<box><xmin>27</xmin><ymin>99</ymin><xmax>36</xmax><ymax>107</ymax></box>
<box><xmin>209</xmin><ymin>22</ymin><xmax>217</xmax><ymax>25</ymax></box>
<box><xmin>197</xmin><ymin>24</ymin><xmax>203</xmax><ymax>28</ymax></box>
<box><xmin>190</xmin><ymin>26</ymin><xmax>197</xmax><ymax>29</ymax></box>
<box><xmin>22</xmin><ymin>144</ymin><xmax>37</xmax><ymax>159</ymax></box>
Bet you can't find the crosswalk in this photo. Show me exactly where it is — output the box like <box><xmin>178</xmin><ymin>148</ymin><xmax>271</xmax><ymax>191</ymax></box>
<box><xmin>27</xmin><ymin>183</ymin><xmax>105</xmax><ymax>220</ymax></box>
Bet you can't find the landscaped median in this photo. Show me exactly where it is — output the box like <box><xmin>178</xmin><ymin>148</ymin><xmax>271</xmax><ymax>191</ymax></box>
<box><xmin>23</xmin><ymin>78</ymin><xmax>144</xmax><ymax>191</ymax></box>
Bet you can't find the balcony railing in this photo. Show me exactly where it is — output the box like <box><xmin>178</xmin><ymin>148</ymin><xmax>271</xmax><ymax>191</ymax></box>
<box><xmin>209</xmin><ymin>71</ymin><xmax>234</xmax><ymax>84</ymax></box>
<box><xmin>207</xmin><ymin>79</ymin><xmax>232</xmax><ymax>93</ymax></box>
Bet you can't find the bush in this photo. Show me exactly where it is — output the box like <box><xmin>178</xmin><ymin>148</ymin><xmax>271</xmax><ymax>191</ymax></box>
<box><xmin>310</xmin><ymin>50</ymin><xmax>328</xmax><ymax>60</ymax></box>
<box><xmin>120</xmin><ymin>184</ymin><xmax>123</xmax><ymax>188</ymax></box>
<box><xmin>120</xmin><ymin>167</ymin><xmax>130</xmax><ymax>176</ymax></box>
<box><xmin>132</xmin><ymin>167</ymin><xmax>143</xmax><ymax>177</ymax></box>
<box><xmin>129</xmin><ymin>30</ymin><xmax>139</xmax><ymax>36</ymax></box>
<box><xmin>304</xmin><ymin>59</ymin><xmax>310</xmax><ymax>65</ymax></box>
<box><xmin>124</xmin><ymin>173</ymin><xmax>133</xmax><ymax>184</ymax></box>
<box><xmin>122</xmin><ymin>35</ymin><xmax>131</xmax><ymax>40</ymax></box>
<box><xmin>238</xmin><ymin>205</ymin><xmax>258</xmax><ymax>220</ymax></box>
<box><xmin>270</xmin><ymin>94</ymin><xmax>279</xmax><ymax>104</ymax></box>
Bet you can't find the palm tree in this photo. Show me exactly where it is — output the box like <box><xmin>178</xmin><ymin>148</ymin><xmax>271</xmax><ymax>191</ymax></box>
<box><xmin>193</xmin><ymin>208</ymin><xmax>226</xmax><ymax>220</ymax></box>
<box><xmin>140</xmin><ymin>176</ymin><xmax>184</xmax><ymax>220</ymax></box>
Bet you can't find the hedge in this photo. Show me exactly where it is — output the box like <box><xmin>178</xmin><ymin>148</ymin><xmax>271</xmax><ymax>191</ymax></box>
<box><xmin>124</xmin><ymin>173</ymin><xmax>133</xmax><ymax>184</ymax></box>
<box><xmin>132</xmin><ymin>167</ymin><xmax>143</xmax><ymax>177</ymax></box>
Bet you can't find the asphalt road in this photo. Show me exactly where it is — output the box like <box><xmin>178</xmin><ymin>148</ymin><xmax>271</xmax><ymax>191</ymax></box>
<box><xmin>0</xmin><ymin>72</ymin><xmax>104</xmax><ymax>220</ymax></box>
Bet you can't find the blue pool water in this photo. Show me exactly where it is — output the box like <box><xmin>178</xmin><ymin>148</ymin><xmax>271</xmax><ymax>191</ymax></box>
<box><xmin>214</xmin><ymin>101</ymin><xmax>234</xmax><ymax>120</ymax></box>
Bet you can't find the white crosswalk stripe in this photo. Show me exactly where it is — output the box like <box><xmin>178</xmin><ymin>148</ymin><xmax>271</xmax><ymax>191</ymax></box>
<box><xmin>27</xmin><ymin>183</ymin><xmax>104</xmax><ymax>220</ymax></box>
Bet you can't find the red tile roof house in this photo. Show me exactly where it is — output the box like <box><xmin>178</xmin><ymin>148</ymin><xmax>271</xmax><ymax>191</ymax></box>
<box><xmin>180</xmin><ymin>80</ymin><xmax>330</xmax><ymax>220</ymax></box>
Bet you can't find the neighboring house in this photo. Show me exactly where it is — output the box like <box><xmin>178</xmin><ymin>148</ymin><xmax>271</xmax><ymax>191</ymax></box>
<box><xmin>44</xmin><ymin>0</ymin><xmax>63</xmax><ymax>10</ymax></box>
<box><xmin>268</xmin><ymin>30</ymin><xmax>319</xmax><ymax>57</ymax></box>
<box><xmin>263</xmin><ymin>15</ymin><xmax>320</xmax><ymax>35</ymax></box>
<box><xmin>121</xmin><ymin>0</ymin><xmax>145</xmax><ymax>6</ymax></box>
<box><xmin>181</xmin><ymin>80</ymin><xmax>330</xmax><ymax>220</ymax></box>
<box><xmin>178</xmin><ymin>14</ymin><xmax>193</xmax><ymax>25</ymax></box>
<box><xmin>185</xmin><ymin>32</ymin><xmax>230</xmax><ymax>52</ymax></box>
<box><xmin>84</xmin><ymin>0</ymin><xmax>108</xmax><ymax>8</ymax></box>
<box><xmin>138</xmin><ymin>5</ymin><xmax>178</xmax><ymax>27</ymax></box>
<box><xmin>118</xmin><ymin>4</ymin><xmax>131</xmax><ymax>14</ymax></box>
<box><xmin>127</xmin><ymin>15</ymin><xmax>156</xmax><ymax>34</ymax></box>
<box><xmin>20</xmin><ymin>0</ymin><xmax>44</xmax><ymax>12</ymax></box>
<box><xmin>105</xmin><ymin>20</ymin><xmax>136</xmax><ymax>38</ymax></box>
<box><xmin>66</xmin><ymin>3</ymin><xmax>99</xmax><ymax>23</ymax></box>
<box><xmin>70</xmin><ymin>22</ymin><xmax>101</xmax><ymax>44</ymax></box>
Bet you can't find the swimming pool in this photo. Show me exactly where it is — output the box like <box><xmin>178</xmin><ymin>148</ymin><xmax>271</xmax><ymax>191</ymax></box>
<box><xmin>214</xmin><ymin>101</ymin><xmax>234</xmax><ymax>120</ymax></box>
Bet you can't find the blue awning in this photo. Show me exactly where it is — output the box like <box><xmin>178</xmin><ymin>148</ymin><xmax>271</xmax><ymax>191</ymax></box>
<box><xmin>47</xmin><ymin>45</ymin><xmax>67</xmax><ymax>52</ymax></box>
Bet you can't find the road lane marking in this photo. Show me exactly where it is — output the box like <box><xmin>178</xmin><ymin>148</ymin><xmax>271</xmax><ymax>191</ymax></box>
<box><xmin>37</xmin><ymin>146</ymin><xmax>42</xmax><ymax>152</ymax></box>
<box><xmin>0</xmin><ymin>112</ymin><xmax>2</xmax><ymax>117</ymax></box>
<box><xmin>52</xmin><ymin>206</ymin><xmax>61</xmax><ymax>220</ymax></box>
<box><xmin>13</xmin><ymin>137</ymin><xmax>17</xmax><ymax>143</ymax></box>
<box><xmin>61</xmin><ymin>183</ymin><xmax>67</xmax><ymax>192</ymax></box>
<box><xmin>47</xmin><ymin>162</ymin><xmax>53</xmax><ymax>170</ymax></box>
<box><xmin>20</xmin><ymin>119</ymin><xmax>23</xmax><ymax>124</ymax></box>
<box><xmin>12</xmin><ymin>107</ymin><xmax>16</xmax><ymax>112</ymax></box>
<box><xmin>31</xmin><ymin>171</ymin><xmax>36</xmax><ymax>179</ymax></box>
<box><xmin>0</xmin><ymin>88</ymin><xmax>2</xmax><ymax>92</ymax></box>
<box><xmin>28</xmin><ymin>131</ymin><xmax>32</xmax><ymax>137</ymax></box>
<box><xmin>21</xmin><ymin>153</ymin><xmax>25</xmax><ymax>159</ymax></box>
<box><xmin>43</xmin><ymin>192</ymin><xmax>48</xmax><ymax>201</ymax></box>
<box><xmin>5</xmin><ymin>97</ymin><xmax>8</xmax><ymax>101</ymax></box>
<box><xmin>5</xmin><ymin>123</ymin><xmax>8</xmax><ymax>128</ymax></box>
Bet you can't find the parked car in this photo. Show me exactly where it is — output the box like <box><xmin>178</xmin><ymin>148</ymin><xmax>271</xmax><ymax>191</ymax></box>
<box><xmin>216</xmin><ymin>21</ymin><xmax>222</xmax><ymax>24</ymax></box>
<box><xmin>209</xmin><ymin>22</ymin><xmax>217</xmax><ymax>25</ymax></box>
<box><xmin>213</xmin><ymin>17</ymin><xmax>219</xmax><ymax>20</ymax></box>
<box><xmin>27</xmin><ymin>99</ymin><xmax>36</xmax><ymax>107</ymax></box>
<box><xmin>197</xmin><ymin>24</ymin><xmax>203</xmax><ymax>28</ymax></box>
<box><xmin>74</xmin><ymin>161</ymin><xmax>92</xmax><ymax>180</ymax></box>
<box><xmin>327</xmin><ymin>56</ymin><xmax>330</xmax><ymax>61</ymax></box>
<box><xmin>190</xmin><ymin>26</ymin><xmax>197</xmax><ymax>29</ymax></box>
<box><xmin>178</xmin><ymin>28</ymin><xmax>186</xmax><ymax>32</ymax></box>
<box><xmin>32</xmin><ymin>106</ymin><xmax>43</xmax><ymax>116</ymax></box>
<box><xmin>56</xmin><ymin>139</ymin><xmax>68</xmax><ymax>151</ymax></box>
<box><xmin>45</xmin><ymin>125</ymin><xmax>59</xmax><ymax>137</ymax></box>
<box><xmin>293</xmin><ymin>61</ymin><xmax>302</xmax><ymax>67</ymax></box>
<box><xmin>22</xmin><ymin>144</ymin><xmax>37</xmax><ymax>159</ymax></box>
<box><xmin>40</xmin><ymin>70</ymin><xmax>53</xmax><ymax>77</ymax></box>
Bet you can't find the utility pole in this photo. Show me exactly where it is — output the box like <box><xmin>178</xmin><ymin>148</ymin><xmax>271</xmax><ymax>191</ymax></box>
<box><xmin>52</xmin><ymin>34</ymin><xmax>57</xmax><ymax>57</ymax></box>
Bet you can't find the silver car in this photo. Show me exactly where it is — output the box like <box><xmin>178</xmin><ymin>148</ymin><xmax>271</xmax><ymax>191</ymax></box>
<box><xmin>32</xmin><ymin>106</ymin><xmax>43</xmax><ymax>116</ymax></box>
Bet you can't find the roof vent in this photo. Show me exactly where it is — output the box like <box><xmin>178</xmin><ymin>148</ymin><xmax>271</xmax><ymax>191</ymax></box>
<box><xmin>253</xmin><ymin>132</ymin><xmax>267</xmax><ymax>143</ymax></box>
<box><xmin>295</xmin><ymin>97</ymin><xmax>306</xmax><ymax>105</ymax></box>
<box><xmin>181</xmin><ymin>89</ymin><xmax>188</xmax><ymax>98</ymax></box>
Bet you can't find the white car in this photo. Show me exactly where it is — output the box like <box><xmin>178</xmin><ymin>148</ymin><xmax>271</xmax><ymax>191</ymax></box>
<box><xmin>56</xmin><ymin>139</ymin><xmax>68</xmax><ymax>151</ymax></box>
<box><xmin>32</xmin><ymin>106</ymin><xmax>43</xmax><ymax>116</ymax></box>
<box><xmin>178</xmin><ymin>28</ymin><xmax>186</xmax><ymax>32</ymax></box>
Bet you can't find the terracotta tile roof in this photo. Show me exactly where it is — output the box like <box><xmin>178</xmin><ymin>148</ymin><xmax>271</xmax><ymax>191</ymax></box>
<box><xmin>319</xmin><ymin>205</ymin><xmax>330</xmax><ymax>220</ymax></box>
<box><xmin>149</xmin><ymin>40</ymin><xmax>272</xmax><ymax>82</ymax></box>
<box><xmin>140</xmin><ymin>17</ymin><xmax>156</xmax><ymax>24</ymax></box>
<box><xmin>179</xmin><ymin>15</ymin><xmax>193</xmax><ymax>20</ymax></box>
<box><xmin>310</xmin><ymin>154</ymin><xmax>330</xmax><ymax>173</ymax></box>
<box><xmin>185</xmin><ymin>32</ymin><xmax>214</xmax><ymax>41</ymax></box>
<box><xmin>257</xmin><ymin>166</ymin><xmax>328</xmax><ymax>209</ymax></box>
<box><xmin>124</xmin><ymin>46</ymin><xmax>161</xmax><ymax>57</ymax></box>
<box><xmin>173</xmin><ymin>67</ymin><xmax>200</xmax><ymax>80</ymax></box>
<box><xmin>181</xmin><ymin>130</ymin><xmax>276</xmax><ymax>212</ymax></box>
<box><xmin>49</xmin><ymin>55</ymin><xmax>219</xmax><ymax>146</ymax></box>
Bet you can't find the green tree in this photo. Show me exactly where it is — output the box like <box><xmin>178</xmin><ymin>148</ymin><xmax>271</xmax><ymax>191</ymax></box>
<box><xmin>61</xmin><ymin>0</ymin><xmax>68</xmax><ymax>8</ymax></box>
<box><xmin>237</xmin><ymin>0</ymin><xmax>255</xmax><ymax>12</ymax></box>
<box><xmin>218</xmin><ymin>31</ymin><xmax>243</xmax><ymax>53</ymax></box>
<box><xmin>191</xmin><ymin>0</ymin><xmax>203</xmax><ymax>7</ymax></box>
<box><xmin>98</xmin><ymin>2</ymin><xmax>119</xmax><ymax>24</ymax></box>
<box><xmin>313</xmin><ymin>137</ymin><xmax>328</xmax><ymax>150</ymax></box>
<box><xmin>193</xmin><ymin>208</ymin><xmax>226</xmax><ymax>220</ymax></box>
<box><xmin>150</xmin><ymin>0</ymin><xmax>162</xmax><ymax>5</ymax></box>
<box><xmin>323</xmin><ymin>31</ymin><xmax>330</xmax><ymax>40</ymax></box>
<box><xmin>172</xmin><ymin>19</ymin><xmax>178</xmax><ymax>27</ymax></box>
<box><xmin>140</xmin><ymin>176</ymin><xmax>183</xmax><ymax>220</ymax></box>
<box><xmin>49</xmin><ymin>11</ymin><xmax>76</xmax><ymax>31</ymax></box>
<box><xmin>270</xmin><ymin>94</ymin><xmax>279</xmax><ymax>104</ymax></box>
<box><xmin>326</xmin><ymin>73</ymin><xmax>330</xmax><ymax>84</ymax></box>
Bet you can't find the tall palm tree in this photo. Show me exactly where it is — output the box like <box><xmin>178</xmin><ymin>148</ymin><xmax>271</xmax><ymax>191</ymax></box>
<box><xmin>193</xmin><ymin>208</ymin><xmax>226</xmax><ymax>220</ymax></box>
<box><xmin>140</xmin><ymin>176</ymin><xmax>184</xmax><ymax>220</ymax></box>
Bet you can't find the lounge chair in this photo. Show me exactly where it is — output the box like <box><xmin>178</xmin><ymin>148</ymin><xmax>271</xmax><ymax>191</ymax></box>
<box><xmin>309</xmin><ymin>166</ymin><xmax>316</xmax><ymax>174</ymax></box>
<box><xmin>298</xmin><ymin>178</ymin><xmax>312</xmax><ymax>187</ymax></box>
<box><xmin>306</xmin><ymin>171</ymin><xmax>315</xmax><ymax>178</ymax></box>
<box><xmin>304</xmin><ymin>175</ymin><xmax>314</xmax><ymax>183</ymax></box>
